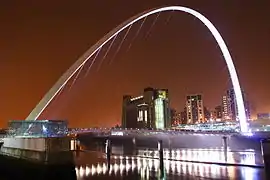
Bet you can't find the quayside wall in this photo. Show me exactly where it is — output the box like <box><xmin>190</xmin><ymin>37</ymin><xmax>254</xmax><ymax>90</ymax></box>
<box><xmin>0</xmin><ymin>137</ymin><xmax>73</xmax><ymax>165</ymax></box>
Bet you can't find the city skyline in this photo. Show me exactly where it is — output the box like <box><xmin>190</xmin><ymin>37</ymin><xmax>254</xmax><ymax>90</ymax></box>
<box><xmin>123</xmin><ymin>86</ymin><xmax>251</xmax><ymax>119</ymax></box>
<box><xmin>0</xmin><ymin>1</ymin><xmax>269</xmax><ymax>127</ymax></box>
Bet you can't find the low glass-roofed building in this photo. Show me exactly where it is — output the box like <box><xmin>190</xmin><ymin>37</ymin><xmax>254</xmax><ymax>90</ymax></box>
<box><xmin>7</xmin><ymin>120</ymin><xmax>68</xmax><ymax>138</ymax></box>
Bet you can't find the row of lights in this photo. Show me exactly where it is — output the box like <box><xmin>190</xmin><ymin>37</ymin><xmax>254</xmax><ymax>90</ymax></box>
<box><xmin>76</xmin><ymin>155</ymin><xmax>257</xmax><ymax>180</ymax></box>
<box><xmin>136</xmin><ymin>148</ymin><xmax>256</xmax><ymax>166</ymax></box>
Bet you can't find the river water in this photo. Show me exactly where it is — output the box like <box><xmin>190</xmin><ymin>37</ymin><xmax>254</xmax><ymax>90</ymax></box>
<box><xmin>75</xmin><ymin>140</ymin><xmax>266</xmax><ymax>180</ymax></box>
<box><xmin>0</xmin><ymin>139</ymin><xmax>267</xmax><ymax>179</ymax></box>
<box><xmin>75</xmin><ymin>151</ymin><xmax>264</xmax><ymax>180</ymax></box>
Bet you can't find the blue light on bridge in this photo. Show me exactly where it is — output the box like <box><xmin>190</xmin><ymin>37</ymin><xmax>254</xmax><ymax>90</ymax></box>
<box><xmin>7</xmin><ymin>120</ymin><xmax>68</xmax><ymax>138</ymax></box>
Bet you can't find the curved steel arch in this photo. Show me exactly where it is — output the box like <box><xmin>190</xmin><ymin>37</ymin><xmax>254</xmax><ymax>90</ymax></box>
<box><xmin>26</xmin><ymin>6</ymin><xmax>248</xmax><ymax>132</ymax></box>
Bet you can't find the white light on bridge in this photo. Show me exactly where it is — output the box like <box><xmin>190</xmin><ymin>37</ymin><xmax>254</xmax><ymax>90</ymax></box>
<box><xmin>27</xmin><ymin>6</ymin><xmax>248</xmax><ymax>133</ymax></box>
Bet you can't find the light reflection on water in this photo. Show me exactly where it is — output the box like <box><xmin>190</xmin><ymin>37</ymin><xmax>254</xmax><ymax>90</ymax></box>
<box><xmin>136</xmin><ymin>148</ymin><xmax>259</xmax><ymax>166</ymax></box>
<box><xmin>75</xmin><ymin>154</ymin><xmax>264</xmax><ymax>180</ymax></box>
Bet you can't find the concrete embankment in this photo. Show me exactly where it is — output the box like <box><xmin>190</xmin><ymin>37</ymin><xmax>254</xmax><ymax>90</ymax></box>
<box><xmin>0</xmin><ymin>136</ymin><xmax>76</xmax><ymax>179</ymax></box>
<box><xmin>0</xmin><ymin>153</ymin><xmax>76</xmax><ymax>179</ymax></box>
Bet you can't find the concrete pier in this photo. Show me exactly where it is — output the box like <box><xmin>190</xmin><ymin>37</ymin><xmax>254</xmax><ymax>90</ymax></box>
<box><xmin>261</xmin><ymin>139</ymin><xmax>270</xmax><ymax>179</ymax></box>
<box><xmin>0</xmin><ymin>136</ymin><xmax>76</xmax><ymax>179</ymax></box>
<box><xmin>0</xmin><ymin>136</ymin><xmax>73</xmax><ymax>165</ymax></box>
<box><xmin>0</xmin><ymin>151</ymin><xmax>76</xmax><ymax>180</ymax></box>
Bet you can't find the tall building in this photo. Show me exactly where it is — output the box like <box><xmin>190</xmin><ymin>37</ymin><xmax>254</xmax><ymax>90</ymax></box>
<box><xmin>186</xmin><ymin>94</ymin><xmax>204</xmax><ymax>124</ymax></box>
<box><xmin>210</xmin><ymin>110</ymin><xmax>216</xmax><ymax>120</ymax></box>
<box><xmin>227</xmin><ymin>89</ymin><xmax>238</xmax><ymax>120</ymax></box>
<box><xmin>215</xmin><ymin>105</ymin><xmax>223</xmax><ymax>119</ymax></box>
<box><xmin>245</xmin><ymin>101</ymin><xmax>251</xmax><ymax>120</ymax></box>
<box><xmin>204</xmin><ymin>107</ymin><xmax>211</xmax><ymax>121</ymax></box>
<box><xmin>257</xmin><ymin>113</ymin><xmax>270</xmax><ymax>120</ymax></box>
<box><xmin>170</xmin><ymin>108</ymin><xmax>181</xmax><ymax>126</ymax></box>
<box><xmin>180</xmin><ymin>109</ymin><xmax>187</xmax><ymax>124</ymax></box>
<box><xmin>222</xmin><ymin>88</ymin><xmax>251</xmax><ymax>121</ymax></box>
<box><xmin>222</xmin><ymin>95</ymin><xmax>230</xmax><ymax>120</ymax></box>
<box><xmin>122</xmin><ymin>87</ymin><xmax>171</xmax><ymax>129</ymax></box>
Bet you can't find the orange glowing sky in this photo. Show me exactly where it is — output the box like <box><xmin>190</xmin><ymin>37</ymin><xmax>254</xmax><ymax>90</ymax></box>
<box><xmin>0</xmin><ymin>1</ymin><xmax>269</xmax><ymax>127</ymax></box>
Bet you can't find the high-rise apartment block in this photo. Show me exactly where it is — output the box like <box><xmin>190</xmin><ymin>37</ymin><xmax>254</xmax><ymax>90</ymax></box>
<box><xmin>186</xmin><ymin>94</ymin><xmax>205</xmax><ymax>124</ymax></box>
<box><xmin>170</xmin><ymin>108</ymin><xmax>182</xmax><ymax>126</ymax></box>
<box><xmin>204</xmin><ymin>107</ymin><xmax>211</xmax><ymax>121</ymax></box>
<box><xmin>257</xmin><ymin>113</ymin><xmax>270</xmax><ymax>120</ymax></box>
<box><xmin>214</xmin><ymin>105</ymin><xmax>223</xmax><ymax>119</ymax></box>
<box><xmin>221</xmin><ymin>88</ymin><xmax>250</xmax><ymax>121</ymax></box>
<box><xmin>180</xmin><ymin>108</ymin><xmax>187</xmax><ymax>124</ymax></box>
<box><xmin>222</xmin><ymin>95</ymin><xmax>230</xmax><ymax>120</ymax></box>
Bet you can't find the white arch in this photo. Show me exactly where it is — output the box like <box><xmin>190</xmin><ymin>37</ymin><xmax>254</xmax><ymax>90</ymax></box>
<box><xmin>26</xmin><ymin>6</ymin><xmax>248</xmax><ymax>132</ymax></box>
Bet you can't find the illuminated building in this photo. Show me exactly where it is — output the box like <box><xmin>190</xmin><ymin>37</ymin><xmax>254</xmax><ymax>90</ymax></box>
<box><xmin>257</xmin><ymin>113</ymin><xmax>270</xmax><ymax>120</ymax></box>
<box><xmin>215</xmin><ymin>105</ymin><xmax>223</xmax><ymax>120</ymax></box>
<box><xmin>227</xmin><ymin>89</ymin><xmax>238</xmax><ymax>120</ymax></box>
<box><xmin>180</xmin><ymin>109</ymin><xmax>187</xmax><ymax>124</ymax></box>
<box><xmin>122</xmin><ymin>87</ymin><xmax>171</xmax><ymax>129</ymax></box>
<box><xmin>171</xmin><ymin>108</ymin><xmax>181</xmax><ymax>126</ymax></box>
<box><xmin>210</xmin><ymin>110</ymin><xmax>216</xmax><ymax>120</ymax></box>
<box><xmin>7</xmin><ymin>120</ymin><xmax>68</xmax><ymax>137</ymax></box>
<box><xmin>222</xmin><ymin>95</ymin><xmax>230</xmax><ymax>120</ymax></box>
<box><xmin>186</xmin><ymin>95</ymin><xmax>205</xmax><ymax>124</ymax></box>
<box><xmin>204</xmin><ymin>107</ymin><xmax>211</xmax><ymax>121</ymax></box>
<box><xmin>245</xmin><ymin>100</ymin><xmax>251</xmax><ymax>120</ymax></box>
<box><xmin>222</xmin><ymin>89</ymin><xmax>250</xmax><ymax>121</ymax></box>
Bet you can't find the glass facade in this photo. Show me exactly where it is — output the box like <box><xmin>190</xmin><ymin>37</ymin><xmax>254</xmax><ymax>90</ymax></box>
<box><xmin>154</xmin><ymin>98</ymin><xmax>165</xmax><ymax>129</ymax></box>
<box><xmin>7</xmin><ymin>120</ymin><xmax>68</xmax><ymax>138</ymax></box>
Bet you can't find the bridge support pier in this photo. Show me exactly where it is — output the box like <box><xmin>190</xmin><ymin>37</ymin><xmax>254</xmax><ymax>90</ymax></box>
<box><xmin>261</xmin><ymin>139</ymin><xmax>270</xmax><ymax>178</ymax></box>
<box><xmin>105</xmin><ymin>139</ymin><xmax>111</xmax><ymax>169</ymax></box>
<box><xmin>168</xmin><ymin>138</ymin><xmax>172</xmax><ymax>156</ymax></box>
<box><xmin>222</xmin><ymin>136</ymin><xmax>228</xmax><ymax>162</ymax></box>
<box><xmin>158</xmin><ymin>140</ymin><xmax>164</xmax><ymax>178</ymax></box>
<box><xmin>132</xmin><ymin>137</ymin><xmax>136</xmax><ymax>155</ymax></box>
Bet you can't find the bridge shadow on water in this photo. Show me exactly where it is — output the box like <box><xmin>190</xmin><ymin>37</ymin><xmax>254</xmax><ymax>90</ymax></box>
<box><xmin>76</xmin><ymin>134</ymin><xmax>268</xmax><ymax>179</ymax></box>
<box><xmin>0</xmin><ymin>154</ymin><xmax>77</xmax><ymax>180</ymax></box>
<box><xmin>0</xmin><ymin>149</ymin><xmax>266</xmax><ymax>180</ymax></box>
<box><xmin>75</xmin><ymin>151</ymin><xmax>266</xmax><ymax>180</ymax></box>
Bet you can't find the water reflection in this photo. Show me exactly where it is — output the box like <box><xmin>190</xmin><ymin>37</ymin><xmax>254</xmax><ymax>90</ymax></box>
<box><xmin>76</xmin><ymin>155</ymin><xmax>264</xmax><ymax>180</ymax></box>
<box><xmin>136</xmin><ymin>148</ymin><xmax>259</xmax><ymax>166</ymax></box>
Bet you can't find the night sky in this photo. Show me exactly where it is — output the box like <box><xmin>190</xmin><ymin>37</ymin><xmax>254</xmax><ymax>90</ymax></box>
<box><xmin>0</xmin><ymin>1</ymin><xmax>269</xmax><ymax>127</ymax></box>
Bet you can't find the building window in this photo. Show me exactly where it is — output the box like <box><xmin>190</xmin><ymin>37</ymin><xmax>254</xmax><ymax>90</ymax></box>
<box><xmin>137</xmin><ymin>110</ymin><xmax>143</xmax><ymax>122</ymax></box>
<box><xmin>154</xmin><ymin>98</ymin><xmax>165</xmax><ymax>129</ymax></box>
<box><xmin>144</xmin><ymin>110</ymin><xmax>148</xmax><ymax>122</ymax></box>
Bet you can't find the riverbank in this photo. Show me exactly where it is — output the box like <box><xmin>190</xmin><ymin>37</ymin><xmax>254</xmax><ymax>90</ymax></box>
<box><xmin>0</xmin><ymin>153</ymin><xmax>76</xmax><ymax>180</ymax></box>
